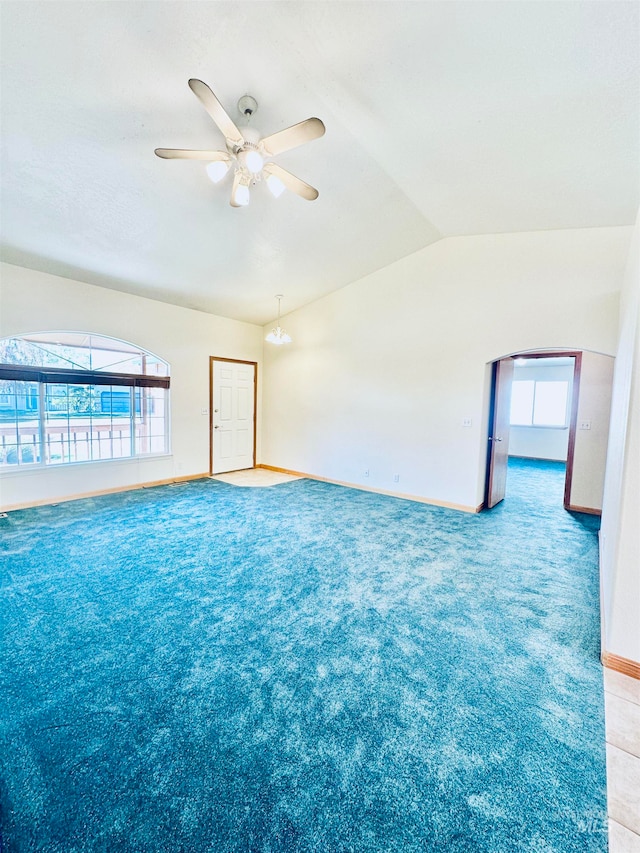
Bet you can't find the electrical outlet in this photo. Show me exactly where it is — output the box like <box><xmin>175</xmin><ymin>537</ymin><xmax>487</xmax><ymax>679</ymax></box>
<box><xmin>393</xmin><ymin>474</ymin><xmax>400</xmax><ymax>483</ymax></box>
<box><xmin>363</xmin><ymin>469</ymin><xmax>369</xmax><ymax>477</ymax></box>
<box><xmin>579</xmin><ymin>420</ymin><xmax>591</xmax><ymax>430</ymax></box>
<box><xmin>462</xmin><ymin>418</ymin><xmax>472</xmax><ymax>427</ymax></box>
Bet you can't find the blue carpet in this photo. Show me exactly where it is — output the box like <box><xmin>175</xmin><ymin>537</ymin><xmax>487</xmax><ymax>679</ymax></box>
<box><xmin>0</xmin><ymin>459</ymin><xmax>606</xmax><ymax>851</ymax></box>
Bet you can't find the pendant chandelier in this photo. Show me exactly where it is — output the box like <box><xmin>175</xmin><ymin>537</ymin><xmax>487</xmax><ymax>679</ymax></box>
<box><xmin>266</xmin><ymin>295</ymin><xmax>292</xmax><ymax>345</ymax></box>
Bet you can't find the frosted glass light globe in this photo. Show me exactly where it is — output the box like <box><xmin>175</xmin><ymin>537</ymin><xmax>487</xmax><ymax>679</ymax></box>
<box><xmin>245</xmin><ymin>150</ymin><xmax>264</xmax><ymax>173</ymax></box>
<box><xmin>267</xmin><ymin>174</ymin><xmax>286</xmax><ymax>198</ymax></box>
<box><xmin>235</xmin><ymin>184</ymin><xmax>250</xmax><ymax>206</ymax></box>
<box><xmin>206</xmin><ymin>160</ymin><xmax>230</xmax><ymax>184</ymax></box>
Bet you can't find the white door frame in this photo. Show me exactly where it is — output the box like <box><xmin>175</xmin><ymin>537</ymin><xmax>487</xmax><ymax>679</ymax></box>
<box><xmin>209</xmin><ymin>356</ymin><xmax>257</xmax><ymax>475</ymax></box>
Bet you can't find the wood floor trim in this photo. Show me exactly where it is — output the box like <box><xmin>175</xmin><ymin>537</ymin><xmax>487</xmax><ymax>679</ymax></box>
<box><xmin>602</xmin><ymin>651</ymin><xmax>640</xmax><ymax>681</ymax></box>
<box><xmin>1</xmin><ymin>472</ymin><xmax>210</xmax><ymax>512</ymax></box>
<box><xmin>566</xmin><ymin>504</ymin><xmax>602</xmax><ymax>516</ymax></box>
<box><xmin>258</xmin><ymin>465</ymin><xmax>482</xmax><ymax>513</ymax></box>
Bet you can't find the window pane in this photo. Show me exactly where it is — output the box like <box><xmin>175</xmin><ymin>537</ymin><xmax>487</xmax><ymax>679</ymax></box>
<box><xmin>0</xmin><ymin>380</ymin><xmax>40</xmax><ymax>467</ymax></box>
<box><xmin>135</xmin><ymin>388</ymin><xmax>167</xmax><ymax>455</ymax></box>
<box><xmin>46</xmin><ymin>385</ymin><xmax>69</xmax><ymax>414</ymax></box>
<box><xmin>2</xmin><ymin>334</ymin><xmax>170</xmax><ymax>467</ymax></box>
<box><xmin>0</xmin><ymin>333</ymin><xmax>168</xmax><ymax>376</ymax></box>
<box><xmin>17</xmin><ymin>382</ymin><xmax>40</xmax><ymax>465</ymax></box>
<box><xmin>510</xmin><ymin>381</ymin><xmax>534</xmax><ymax>426</ymax></box>
<box><xmin>45</xmin><ymin>383</ymin><xmax>74</xmax><ymax>464</ymax></box>
<box><xmin>147</xmin><ymin>417</ymin><xmax>166</xmax><ymax>437</ymax></box>
<box><xmin>101</xmin><ymin>389</ymin><xmax>130</xmax><ymax>414</ymax></box>
<box><xmin>43</xmin><ymin>383</ymin><xmax>135</xmax><ymax>464</ymax></box>
<box><xmin>533</xmin><ymin>381</ymin><xmax>569</xmax><ymax>427</ymax></box>
<box><xmin>110</xmin><ymin>421</ymin><xmax>132</xmax><ymax>458</ymax></box>
<box><xmin>0</xmin><ymin>380</ymin><xmax>18</xmax><ymax>466</ymax></box>
<box><xmin>65</xmin><ymin>383</ymin><xmax>91</xmax><ymax>463</ymax></box>
<box><xmin>1</xmin><ymin>444</ymin><xmax>20</xmax><ymax>466</ymax></box>
<box><xmin>45</xmin><ymin>430</ymin><xmax>69</xmax><ymax>464</ymax></box>
<box><xmin>70</xmin><ymin>428</ymin><xmax>92</xmax><ymax>463</ymax></box>
<box><xmin>148</xmin><ymin>436</ymin><xmax>166</xmax><ymax>454</ymax></box>
<box><xmin>90</xmin><ymin>386</ymin><xmax>132</xmax><ymax>461</ymax></box>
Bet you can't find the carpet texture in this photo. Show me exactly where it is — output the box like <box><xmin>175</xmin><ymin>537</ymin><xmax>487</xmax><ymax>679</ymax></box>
<box><xmin>0</xmin><ymin>459</ymin><xmax>606</xmax><ymax>851</ymax></box>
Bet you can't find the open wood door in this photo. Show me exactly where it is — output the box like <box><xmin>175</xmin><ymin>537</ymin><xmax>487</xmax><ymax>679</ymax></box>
<box><xmin>485</xmin><ymin>358</ymin><xmax>514</xmax><ymax>508</ymax></box>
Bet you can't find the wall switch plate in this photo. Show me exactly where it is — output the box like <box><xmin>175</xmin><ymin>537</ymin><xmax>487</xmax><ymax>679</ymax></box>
<box><xmin>201</xmin><ymin>407</ymin><xmax>209</xmax><ymax>416</ymax></box>
<box><xmin>393</xmin><ymin>474</ymin><xmax>400</xmax><ymax>483</ymax></box>
<box><xmin>579</xmin><ymin>420</ymin><xmax>591</xmax><ymax>430</ymax></box>
<box><xmin>462</xmin><ymin>418</ymin><xmax>472</xmax><ymax>427</ymax></box>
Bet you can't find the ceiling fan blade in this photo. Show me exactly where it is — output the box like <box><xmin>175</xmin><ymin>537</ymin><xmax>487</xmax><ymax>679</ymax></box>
<box><xmin>263</xmin><ymin>163</ymin><xmax>319</xmax><ymax>201</ymax></box>
<box><xmin>230</xmin><ymin>170</ymin><xmax>242</xmax><ymax>207</ymax></box>
<box><xmin>188</xmin><ymin>79</ymin><xmax>245</xmax><ymax>150</ymax></box>
<box><xmin>155</xmin><ymin>148</ymin><xmax>229</xmax><ymax>161</ymax></box>
<box><xmin>261</xmin><ymin>117</ymin><xmax>325</xmax><ymax>157</ymax></box>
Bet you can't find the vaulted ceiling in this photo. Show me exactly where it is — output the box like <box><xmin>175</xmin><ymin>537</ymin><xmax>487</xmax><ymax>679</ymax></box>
<box><xmin>1</xmin><ymin>1</ymin><xmax>638</xmax><ymax>324</ymax></box>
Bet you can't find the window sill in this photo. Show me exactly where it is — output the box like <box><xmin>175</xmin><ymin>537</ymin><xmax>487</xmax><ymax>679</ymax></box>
<box><xmin>510</xmin><ymin>425</ymin><xmax>569</xmax><ymax>430</ymax></box>
<box><xmin>0</xmin><ymin>453</ymin><xmax>173</xmax><ymax>476</ymax></box>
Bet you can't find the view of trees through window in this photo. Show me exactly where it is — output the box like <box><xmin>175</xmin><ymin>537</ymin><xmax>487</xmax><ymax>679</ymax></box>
<box><xmin>0</xmin><ymin>334</ymin><xmax>169</xmax><ymax>469</ymax></box>
<box><xmin>0</xmin><ymin>333</ymin><xmax>168</xmax><ymax>375</ymax></box>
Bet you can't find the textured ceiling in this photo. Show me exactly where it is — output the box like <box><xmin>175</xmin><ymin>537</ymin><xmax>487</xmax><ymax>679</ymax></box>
<box><xmin>1</xmin><ymin>1</ymin><xmax>638</xmax><ymax>324</ymax></box>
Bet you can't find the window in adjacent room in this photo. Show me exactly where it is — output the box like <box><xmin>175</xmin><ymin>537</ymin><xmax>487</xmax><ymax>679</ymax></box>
<box><xmin>510</xmin><ymin>380</ymin><xmax>569</xmax><ymax>427</ymax></box>
<box><xmin>0</xmin><ymin>333</ymin><xmax>170</xmax><ymax>469</ymax></box>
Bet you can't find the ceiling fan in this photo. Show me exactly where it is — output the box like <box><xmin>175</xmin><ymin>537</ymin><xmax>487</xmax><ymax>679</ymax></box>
<box><xmin>155</xmin><ymin>79</ymin><xmax>325</xmax><ymax>207</ymax></box>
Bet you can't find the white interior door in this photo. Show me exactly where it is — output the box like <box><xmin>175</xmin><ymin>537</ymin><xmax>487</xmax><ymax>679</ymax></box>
<box><xmin>212</xmin><ymin>360</ymin><xmax>255</xmax><ymax>474</ymax></box>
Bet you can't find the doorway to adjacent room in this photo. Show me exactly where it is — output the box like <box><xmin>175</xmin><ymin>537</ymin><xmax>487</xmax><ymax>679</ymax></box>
<box><xmin>484</xmin><ymin>349</ymin><xmax>614</xmax><ymax>514</ymax></box>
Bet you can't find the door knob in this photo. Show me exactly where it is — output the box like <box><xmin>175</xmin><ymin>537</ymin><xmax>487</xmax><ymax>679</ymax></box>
<box><xmin>494</xmin><ymin>436</ymin><xmax>502</xmax><ymax>442</ymax></box>
<box><xmin>214</xmin><ymin>425</ymin><xmax>221</xmax><ymax>429</ymax></box>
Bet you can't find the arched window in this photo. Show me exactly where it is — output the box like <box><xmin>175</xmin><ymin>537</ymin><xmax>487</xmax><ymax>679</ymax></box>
<box><xmin>0</xmin><ymin>333</ymin><xmax>170</xmax><ymax>468</ymax></box>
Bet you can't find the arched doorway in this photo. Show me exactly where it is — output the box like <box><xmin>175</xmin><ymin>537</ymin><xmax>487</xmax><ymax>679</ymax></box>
<box><xmin>484</xmin><ymin>348</ymin><xmax>614</xmax><ymax>514</ymax></box>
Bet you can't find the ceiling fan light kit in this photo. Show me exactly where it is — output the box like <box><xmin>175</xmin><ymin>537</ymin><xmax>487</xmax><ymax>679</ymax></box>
<box><xmin>205</xmin><ymin>159</ymin><xmax>230</xmax><ymax>183</ymax></box>
<box><xmin>266</xmin><ymin>173</ymin><xmax>286</xmax><ymax>198</ymax></box>
<box><xmin>155</xmin><ymin>80</ymin><xmax>325</xmax><ymax>207</ymax></box>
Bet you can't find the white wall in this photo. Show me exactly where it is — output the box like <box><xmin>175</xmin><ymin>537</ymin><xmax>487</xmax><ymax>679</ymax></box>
<box><xmin>569</xmin><ymin>351</ymin><xmax>614</xmax><ymax>512</ymax></box>
<box><xmin>262</xmin><ymin>227</ymin><xmax>629</xmax><ymax>510</ymax></box>
<box><xmin>508</xmin><ymin>361</ymin><xmax>574</xmax><ymax>461</ymax></box>
<box><xmin>601</xmin><ymin>213</ymin><xmax>640</xmax><ymax>664</ymax></box>
<box><xmin>0</xmin><ymin>263</ymin><xmax>263</xmax><ymax>509</ymax></box>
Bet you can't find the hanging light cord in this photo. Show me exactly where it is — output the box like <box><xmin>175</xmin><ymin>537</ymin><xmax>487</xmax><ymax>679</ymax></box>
<box><xmin>266</xmin><ymin>294</ymin><xmax>292</xmax><ymax>345</ymax></box>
